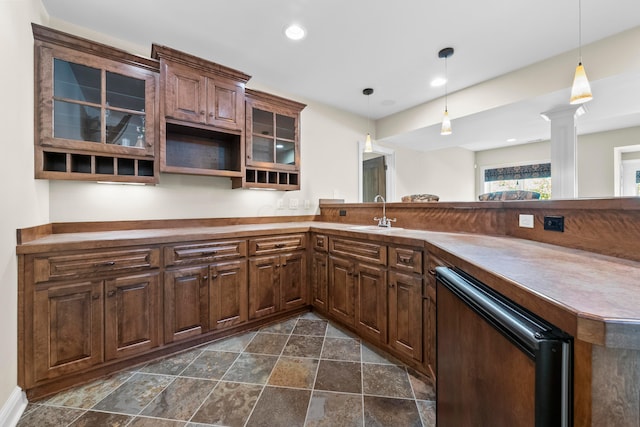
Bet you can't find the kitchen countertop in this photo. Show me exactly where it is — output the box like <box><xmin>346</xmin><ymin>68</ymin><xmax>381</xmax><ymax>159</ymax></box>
<box><xmin>17</xmin><ymin>221</ymin><xmax>640</xmax><ymax>349</ymax></box>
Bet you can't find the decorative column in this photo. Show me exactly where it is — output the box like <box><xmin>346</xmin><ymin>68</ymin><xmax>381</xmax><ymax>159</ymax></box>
<box><xmin>540</xmin><ymin>105</ymin><xmax>585</xmax><ymax>199</ymax></box>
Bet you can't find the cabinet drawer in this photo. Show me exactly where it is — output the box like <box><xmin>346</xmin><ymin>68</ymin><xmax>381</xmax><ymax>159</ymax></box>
<box><xmin>164</xmin><ymin>240</ymin><xmax>247</xmax><ymax>266</ymax></box>
<box><xmin>313</xmin><ymin>234</ymin><xmax>328</xmax><ymax>252</ymax></box>
<box><xmin>249</xmin><ymin>234</ymin><xmax>306</xmax><ymax>256</ymax></box>
<box><xmin>329</xmin><ymin>237</ymin><xmax>386</xmax><ymax>265</ymax></box>
<box><xmin>389</xmin><ymin>246</ymin><xmax>422</xmax><ymax>273</ymax></box>
<box><xmin>34</xmin><ymin>248</ymin><xmax>160</xmax><ymax>283</ymax></box>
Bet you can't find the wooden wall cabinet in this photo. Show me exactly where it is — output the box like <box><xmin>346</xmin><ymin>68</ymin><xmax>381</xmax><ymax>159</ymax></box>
<box><xmin>233</xmin><ymin>89</ymin><xmax>306</xmax><ymax>190</ymax></box>
<box><xmin>248</xmin><ymin>234</ymin><xmax>307</xmax><ymax>319</ymax></box>
<box><xmin>152</xmin><ymin>44</ymin><xmax>250</xmax><ymax>178</ymax></box>
<box><xmin>32</xmin><ymin>24</ymin><xmax>159</xmax><ymax>184</ymax></box>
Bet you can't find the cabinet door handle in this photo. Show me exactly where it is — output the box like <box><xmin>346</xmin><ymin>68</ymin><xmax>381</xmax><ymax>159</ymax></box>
<box><xmin>212</xmin><ymin>274</ymin><xmax>218</xmax><ymax>279</ymax></box>
<box><xmin>428</xmin><ymin>269</ymin><xmax>437</xmax><ymax>276</ymax></box>
<box><xmin>276</xmin><ymin>264</ymin><xmax>280</xmax><ymax>268</ymax></box>
<box><xmin>389</xmin><ymin>283</ymin><xmax>395</xmax><ymax>288</ymax></box>
<box><xmin>200</xmin><ymin>110</ymin><xmax>205</xmax><ymax>115</ymax></box>
<box><xmin>203</xmin><ymin>275</ymin><xmax>209</xmax><ymax>281</ymax></box>
<box><xmin>209</xmin><ymin>112</ymin><xmax>215</xmax><ymax>117</ymax></box>
<box><xmin>96</xmin><ymin>261</ymin><xmax>116</xmax><ymax>267</ymax></box>
<box><xmin>107</xmin><ymin>290</ymin><xmax>116</xmax><ymax>298</ymax></box>
<box><xmin>92</xmin><ymin>294</ymin><xmax>100</xmax><ymax>300</ymax></box>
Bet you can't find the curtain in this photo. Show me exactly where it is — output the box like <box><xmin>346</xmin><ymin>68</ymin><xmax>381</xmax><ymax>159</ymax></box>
<box><xmin>484</xmin><ymin>163</ymin><xmax>551</xmax><ymax>182</ymax></box>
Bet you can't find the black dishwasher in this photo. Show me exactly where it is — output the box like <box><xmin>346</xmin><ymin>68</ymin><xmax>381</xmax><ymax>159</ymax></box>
<box><xmin>436</xmin><ymin>267</ymin><xmax>572</xmax><ymax>427</ymax></box>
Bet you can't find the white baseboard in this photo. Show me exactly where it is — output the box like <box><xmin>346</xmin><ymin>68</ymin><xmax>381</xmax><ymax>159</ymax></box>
<box><xmin>0</xmin><ymin>387</ymin><xmax>28</xmax><ymax>427</ymax></box>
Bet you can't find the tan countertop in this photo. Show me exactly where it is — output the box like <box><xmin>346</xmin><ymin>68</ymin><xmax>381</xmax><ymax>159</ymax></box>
<box><xmin>17</xmin><ymin>221</ymin><xmax>640</xmax><ymax>349</ymax></box>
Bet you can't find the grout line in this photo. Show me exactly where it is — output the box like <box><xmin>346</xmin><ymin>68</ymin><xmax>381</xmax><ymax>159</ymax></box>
<box><xmin>302</xmin><ymin>316</ymin><xmax>328</xmax><ymax>426</ymax></box>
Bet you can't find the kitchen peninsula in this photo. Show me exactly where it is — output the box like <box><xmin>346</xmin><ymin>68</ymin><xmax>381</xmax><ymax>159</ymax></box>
<box><xmin>16</xmin><ymin>198</ymin><xmax>640</xmax><ymax>427</ymax></box>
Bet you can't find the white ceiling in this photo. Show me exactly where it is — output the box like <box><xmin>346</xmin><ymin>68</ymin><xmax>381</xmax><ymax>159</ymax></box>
<box><xmin>41</xmin><ymin>0</ymin><xmax>640</xmax><ymax>152</ymax></box>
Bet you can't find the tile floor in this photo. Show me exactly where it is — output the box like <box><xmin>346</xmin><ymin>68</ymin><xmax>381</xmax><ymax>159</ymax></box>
<box><xmin>18</xmin><ymin>312</ymin><xmax>436</xmax><ymax>427</ymax></box>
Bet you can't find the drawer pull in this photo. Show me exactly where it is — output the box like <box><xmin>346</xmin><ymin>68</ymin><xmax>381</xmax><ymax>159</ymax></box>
<box><xmin>96</xmin><ymin>261</ymin><xmax>116</xmax><ymax>267</ymax></box>
<box><xmin>92</xmin><ymin>294</ymin><xmax>100</xmax><ymax>300</ymax></box>
<box><xmin>274</xmin><ymin>243</ymin><xmax>286</xmax><ymax>248</ymax></box>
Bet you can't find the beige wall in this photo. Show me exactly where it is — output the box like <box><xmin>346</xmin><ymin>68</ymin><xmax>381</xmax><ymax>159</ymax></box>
<box><xmin>474</xmin><ymin>126</ymin><xmax>640</xmax><ymax>198</ymax></box>
<box><xmin>1</xmin><ymin>0</ymin><xmax>49</xmax><ymax>412</ymax></box>
<box><xmin>395</xmin><ymin>146</ymin><xmax>476</xmax><ymax>201</ymax></box>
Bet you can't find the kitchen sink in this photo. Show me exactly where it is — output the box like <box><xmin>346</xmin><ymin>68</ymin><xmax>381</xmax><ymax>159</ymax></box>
<box><xmin>348</xmin><ymin>225</ymin><xmax>404</xmax><ymax>232</ymax></box>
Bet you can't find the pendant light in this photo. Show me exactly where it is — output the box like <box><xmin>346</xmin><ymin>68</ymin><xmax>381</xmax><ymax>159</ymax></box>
<box><xmin>438</xmin><ymin>47</ymin><xmax>454</xmax><ymax>135</ymax></box>
<box><xmin>363</xmin><ymin>88</ymin><xmax>374</xmax><ymax>152</ymax></box>
<box><xmin>570</xmin><ymin>0</ymin><xmax>593</xmax><ymax>104</ymax></box>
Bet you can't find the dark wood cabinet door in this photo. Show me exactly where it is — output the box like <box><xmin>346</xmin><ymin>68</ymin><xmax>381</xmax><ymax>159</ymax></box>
<box><xmin>328</xmin><ymin>256</ymin><xmax>355</xmax><ymax>326</ymax></box>
<box><xmin>248</xmin><ymin>255</ymin><xmax>280</xmax><ymax>319</ymax></box>
<box><xmin>388</xmin><ymin>271</ymin><xmax>423</xmax><ymax>361</ymax></box>
<box><xmin>206</xmin><ymin>77</ymin><xmax>244</xmax><ymax>131</ymax></box>
<box><xmin>164</xmin><ymin>62</ymin><xmax>206</xmax><ymax>123</ymax></box>
<box><xmin>33</xmin><ymin>281</ymin><xmax>104</xmax><ymax>383</ymax></box>
<box><xmin>164</xmin><ymin>266</ymin><xmax>209</xmax><ymax>343</ymax></box>
<box><xmin>311</xmin><ymin>251</ymin><xmax>329</xmax><ymax>311</ymax></box>
<box><xmin>280</xmin><ymin>252</ymin><xmax>306</xmax><ymax>311</ymax></box>
<box><xmin>355</xmin><ymin>262</ymin><xmax>388</xmax><ymax>343</ymax></box>
<box><xmin>210</xmin><ymin>260</ymin><xmax>248</xmax><ymax>330</ymax></box>
<box><xmin>105</xmin><ymin>272</ymin><xmax>161</xmax><ymax>360</ymax></box>
<box><xmin>426</xmin><ymin>287</ymin><xmax>437</xmax><ymax>379</ymax></box>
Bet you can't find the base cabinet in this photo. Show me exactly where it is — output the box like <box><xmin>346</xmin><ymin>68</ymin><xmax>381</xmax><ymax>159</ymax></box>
<box><xmin>388</xmin><ymin>270</ymin><xmax>423</xmax><ymax>361</ymax></box>
<box><xmin>328</xmin><ymin>255</ymin><xmax>356</xmax><ymax>326</ymax></box>
<box><xmin>355</xmin><ymin>262</ymin><xmax>388</xmax><ymax>344</ymax></box>
<box><xmin>311</xmin><ymin>251</ymin><xmax>329</xmax><ymax>311</ymax></box>
<box><xmin>164</xmin><ymin>266</ymin><xmax>210</xmax><ymax>343</ymax></box>
<box><xmin>105</xmin><ymin>272</ymin><xmax>162</xmax><ymax>360</ymax></box>
<box><xmin>33</xmin><ymin>281</ymin><xmax>104</xmax><ymax>383</ymax></box>
<box><xmin>210</xmin><ymin>260</ymin><xmax>248</xmax><ymax>330</ymax></box>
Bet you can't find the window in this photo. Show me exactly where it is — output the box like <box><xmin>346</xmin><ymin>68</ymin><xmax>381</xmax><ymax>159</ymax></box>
<box><xmin>483</xmin><ymin>163</ymin><xmax>552</xmax><ymax>199</ymax></box>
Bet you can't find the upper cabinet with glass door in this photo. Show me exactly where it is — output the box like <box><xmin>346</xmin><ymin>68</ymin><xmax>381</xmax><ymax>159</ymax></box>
<box><xmin>33</xmin><ymin>24</ymin><xmax>159</xmax><ymax>183</ymax></box>
<box><xmin>236</xmin><ymin>89</ymin><xmax>305</xmax><ymax>190</ymax></box>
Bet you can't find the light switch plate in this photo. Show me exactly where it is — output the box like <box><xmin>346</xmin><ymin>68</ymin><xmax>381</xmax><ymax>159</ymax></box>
<box><xmin>519</xmin><ymin>214</ymin><xmax>534</xmax><ymax>228</ymax></box>
<box><xmin>289</xmin><ymin>198</ymin><xmax>299</xmax><ymax>209</ymax></box>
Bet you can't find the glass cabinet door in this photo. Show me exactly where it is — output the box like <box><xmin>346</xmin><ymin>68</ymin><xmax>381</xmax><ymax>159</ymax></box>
<box><xmin>51</xmin><ymin>58</ymin><xmax>150</xmax><ymax>151</ymax></box>
<box><xmin>250</xmin><ymin>107</ymin><xmax>297</xmax><ymax>166</ymax></box>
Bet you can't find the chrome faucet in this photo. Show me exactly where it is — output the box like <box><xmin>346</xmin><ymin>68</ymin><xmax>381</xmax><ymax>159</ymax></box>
<box><xmin>373</xmin><ymin>195</ymin><xmax>396</xmax><ymax>227</ymax></box>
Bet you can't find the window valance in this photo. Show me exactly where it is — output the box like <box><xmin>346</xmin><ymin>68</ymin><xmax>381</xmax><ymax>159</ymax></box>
<box><xmin>484</xmin><ymin>163</ymin><xmax>551</xmax><ymax>182</ymax></box>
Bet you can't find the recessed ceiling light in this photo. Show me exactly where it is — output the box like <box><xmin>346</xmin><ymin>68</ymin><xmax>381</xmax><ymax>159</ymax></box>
<box><xmin>430</xmin><ymin>77</ymin><xmax>447</xmax><ymax>87</ymax></box>
<box><xmin>285</xmin><ymin>24</ymin><xmax>306</xmax><ymax>41</ymax></box>
<box><xmin>507</xmin><ymin>138</ymin><xmax>517</xmax><ymax>142</ymax></box>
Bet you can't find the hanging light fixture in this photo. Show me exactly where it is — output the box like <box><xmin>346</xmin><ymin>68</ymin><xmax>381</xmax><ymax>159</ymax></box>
<box><xmin>363</xmin><ymin>88</ymin><xmax>374</xmax><ymax>152</ymax></box>
<box><xmin>570</xmin><ymin>0</ymin><xmax>593</xmax><ymax>104</ymax></box>
<box><xmin>438</xmin><ymin>47</ymin><xmax>454</xmax><ymax>135</ymax></box>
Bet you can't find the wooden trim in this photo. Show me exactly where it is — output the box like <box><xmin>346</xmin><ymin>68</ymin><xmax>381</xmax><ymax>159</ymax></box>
<box><xmin>48</xmin><ymin>215</ymin><xmax>320</xmax><ymax>234</ymax></box>
<box><xmin>151</xmin><ymin>44</ymin><xmax>251</xmax><ymax>83</ymax></box>
<box><xmin>17</xmin><ymin>224</ymin><xmax>53</xmax><ymax>244</ymax></box>
<box><xmin>31</xmin><ymin>23</ymin><xmax>159</xmax><ymax>72</ymax></box>
<box><xmin>245</xmin><ymin>88</ymin><xmax>306</xmax><ymax>111</ymax></box>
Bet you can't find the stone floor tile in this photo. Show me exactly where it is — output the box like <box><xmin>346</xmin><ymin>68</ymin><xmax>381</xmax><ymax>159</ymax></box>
<box><xmin>408</xmin><ymin>369</ymin><xmax>436</xmax><ymax>401</ymax></box>
<box><xmin>68</xmin><ymin>410</ymin><xmax>132</xmax><ymax>426</ymax></box>
<box><xmin>282</xmin><ymin>335</ymin><xmax>324</xmax><ymax>358</ymax></box>
<box><xmin>180</xmin><ymin>350</ymin><xmax>239</xmax><ymax>380</ymax></box>
<box><xmin>139</xmin><ymin>347</ymin><xmax>203</xmax><ymax>376</ymax></box>
<box><xmin>128</xmin><ymin>417</ymin><xmax>187</xmax><ymax>427</ymax></box>
<box><xmin>326</xmin><ymin>323</ymin><xmax>359</xmax><ymax>339</ymax></box>
<box><xmin>140</xmin><ymin>377</ymin><xmax>216</xmax><ymax>420</ymax></box>
<box><xmin>246</xmin><ymin>386</ymin><xmax>311</xmax><ymax>427</ymax></box>
<box><xmin>292</xmin><ymin>319</ymin><xmax>328</xmax><ymax>336</ymax></box>
<box><xmin>43</xmin><ymin>370</ymin><xmax>133</xmax><ymax>409</ymax></box>
<box><xmin>361</xmin><ymin>344</ymin><xmax>402</xmax><ymax>365</ymax></box>
<box><xmin>416</xmin><ymin>399</ymin><xmax>437</xmax><ymax>426</ymax></box>
<box><xmin>204</xmin><ymin>331</ymin><xmax>256</xmax><ymax>352</ymax></box>
<box><xmin>299</xmin><ymin>311</ymin><xmax>325</xmax><ymax>321</ymax></box>
<box><xmin>260</xmin><ymin>317</ymin><xmax>298</xmax><ymax>334</ymax></box>
<box><xmin>191</xmin><ymin>381</ymin><xmax>262</xmax><ymax>427</ymax></box>
<box><xmin>92</xmin><ymin>372</ymin><xmax>174</xmax><ymax>415</ymax></box>
<box><xmin>222</xmin><ymin>353</ymin><xmax>278</xmax><ymax>384</ymax></box>
<box><xmin>362</xmin><ymin>364</ymin><xmax>413</xmax><ymax>398</ymax></box>
<box><xmin>17</xmin><ymin>405</ymin><xmax>85</xmax><ymax>427</ymax></box>
<box><xmin>363</xmin><ymin>395</ymin><xmax>422</xmax><ymax>427</ymax></box>
<box><xmin>268</xmin><ymin>357</ymin><xmax>319</xmax><ymax>389</ymax></box>
<box><xmin>244</xmin><ymin>332</ymin><xmax>289</xmax><ymax>355</ymax></box>
<box><xmin>314</xmin><ymin>360</ymin><xmax>362</xmax><ymax>394</ymax></box>
<box><xmin>305</xmin><ymin>390</ymin><xmax>364</xmax><ymax>427</ymax></box>
<box><xmin>321</xmin><ymin>337</ymin><xmax>361</xmax><ymax>362</ymax></box>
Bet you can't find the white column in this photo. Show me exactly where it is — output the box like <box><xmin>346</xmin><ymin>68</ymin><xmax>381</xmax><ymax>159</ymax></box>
<box><xmin>540</xmin><ymin>105</ymin><xmax>585</xmax><ymax>199</ymax></box>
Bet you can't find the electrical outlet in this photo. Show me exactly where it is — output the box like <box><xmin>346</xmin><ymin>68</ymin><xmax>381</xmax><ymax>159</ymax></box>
<box><xmin>544</xmin><ymin>216</ymin><xmax>564</xmax><ymax>232</ymax></box>
<box><xmin>276</xmin><ymin>199</ymin><xmax>284</xmax><ymax>209</ymax></box>
<box><xmin>289</xmin><ymin>198</ymin><xmax>299</xmax><ymax>209</ymax></box>
<box><xmin>518</xmin><ymin>214</ymin><xmax>534</xmax><ymax>228</ymax></box>
<box><xmin>303</xmin><ymin>199</ymin><xmax>311</xmax><ymax>209</ymax></box>
<box><xmin>339</xmin><ymin>209</ymin><xmax>347</xmax><ymax>216</ymax></box>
